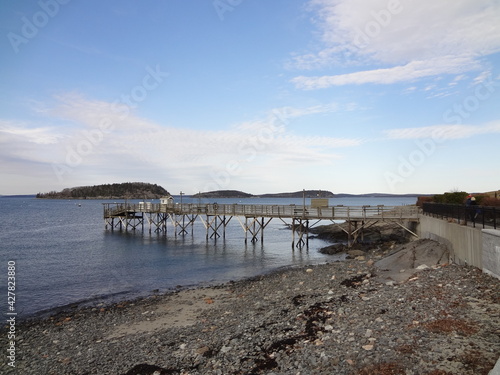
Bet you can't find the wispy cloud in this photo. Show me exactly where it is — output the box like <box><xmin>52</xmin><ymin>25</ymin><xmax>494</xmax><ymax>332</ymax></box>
<box><xmin>50</xmin><ymin>92</ymin><xmax>159</xmax><ymax>131</ymax></box>
<box><xmin>290</xmin><ymin>0</ymin><xmax>500</xmax><ymax>89</ymax></box>
<box><xmin>292</xmin><ymin>56</ymin><xmax>480</xmax><ymax>89</ymax></box>
<box><xmin>0</xmin><ymin>121</ymin><xmax>65</xmax><ymax>145</ymax></box>
<box><xmin>385</xmin><ymin>122</ymin><xmax>500</xmax><ymax>140</ymax></box>
<box><xmin>0</xmin><ymin>94</ymin><xmax>364</xmax><ymax>190</ymax></box>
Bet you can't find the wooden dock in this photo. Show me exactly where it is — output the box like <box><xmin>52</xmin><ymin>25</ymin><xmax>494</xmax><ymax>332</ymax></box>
<box><xmin>103</xmin><ymin>202</ymin><xmax>420</xmax><ymax>248</ymax></box>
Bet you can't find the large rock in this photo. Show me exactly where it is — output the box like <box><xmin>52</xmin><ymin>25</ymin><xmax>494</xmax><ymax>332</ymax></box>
<box><xmin>374</xmin><ymin>239</ymin><xmax>450</xmax><ymax>283</ymax></box>
<box><xmin>311</xmin><ymin>221</ymin><xmax>411</xmax><ymax>245</ymax></box>
<box><xmin>318</xmin><ymin>243</ymin><xmax>350</xmax><ymax>255</ymax></box>
<box><xmin>347</xmin><ymin>250</ymin><xmax>366</xmax><ymax>257</ymax></box>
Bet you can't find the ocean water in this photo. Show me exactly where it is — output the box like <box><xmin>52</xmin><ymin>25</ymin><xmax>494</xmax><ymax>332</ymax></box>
<box><xmin>0</xmin><ymin>196</ymin><xmax>416</xmax><ymax>318</ymax></box>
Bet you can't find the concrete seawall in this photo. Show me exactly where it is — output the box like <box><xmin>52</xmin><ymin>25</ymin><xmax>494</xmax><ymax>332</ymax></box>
<box><xmin>417</xmin><ymin>214</ymin><xmax>483</xmax><ymax>268</ymax></box>
<box><xmin>483</xmin><ymin>229</ymin><xmax>500</xmax><ymax>279</ymax></box>
<box><xmin>418</xmin><ymin>214</ymin><xmax>500</xmax><ymax>279</ymax></box>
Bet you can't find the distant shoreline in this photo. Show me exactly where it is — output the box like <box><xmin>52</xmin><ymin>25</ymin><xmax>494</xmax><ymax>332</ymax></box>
<box><xmin>0</xmin><ymin>194</ymin><xmax>37</xmax><ymax>198</ymax></box>
<box><xmin>35</xmin><ymin>196</ymin><xmax>161</xmax><ymax>200</ymax></box>
<box><xmin>1</xmin><ymin>193</ymin><xmax>428</xmax><ymax>199</ymax></box>
<box><xmin>192</xmin><ymin>190</ymin><xmax>430</xmax><ymax>199</ymax></box>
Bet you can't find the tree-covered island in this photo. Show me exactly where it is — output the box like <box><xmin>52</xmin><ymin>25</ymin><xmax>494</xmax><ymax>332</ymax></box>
<box><xmin>36</xmin><ymin>182</ymin><xmax>169</xmax><ymax>199</ymax></box>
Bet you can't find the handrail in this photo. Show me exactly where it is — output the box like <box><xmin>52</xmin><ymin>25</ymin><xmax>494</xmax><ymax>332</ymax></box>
<box><xmin>103</xmin><ymin>202</ymin><xmax>420</xmax><ymax>221</ymax></box>
<box><xmin>422</xmin><ymin>202</ymin><xmax>498</xmax><ymax>229</ymax></box>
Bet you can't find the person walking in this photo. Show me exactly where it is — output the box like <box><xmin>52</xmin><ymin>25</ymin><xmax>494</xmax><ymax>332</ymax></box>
<box><xmin>470</xmin><ymin>196</ymin><xmax>479</xmax><ymax>221</ymax></box>
<box><xmin>466</xmin><ymin>195</ymin><xmax>472</xmax><ymax>207</ymax></box>
<box><xmin>465</xmin><ymin>195</ymin><xmax>475</xmax><ymax>223</ymax></box>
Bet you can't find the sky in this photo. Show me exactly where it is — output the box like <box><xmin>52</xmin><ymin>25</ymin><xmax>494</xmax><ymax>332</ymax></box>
<box><xmin>1</xmin><ymin>0</ymin><xmax>500</xmax><ymax>196</ymax></box>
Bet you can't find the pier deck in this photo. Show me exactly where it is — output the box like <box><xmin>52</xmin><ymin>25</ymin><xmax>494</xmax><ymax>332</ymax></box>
<box><xmin>103</xmin><ymin>202</ymin><xmax>419</xmax><ymax>248</ymax></box>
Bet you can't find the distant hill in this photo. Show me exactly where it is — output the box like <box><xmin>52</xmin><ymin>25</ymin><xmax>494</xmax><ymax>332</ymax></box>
<box><xmin>193</xmin><ymin>190</ymin><xmax>335</xmax><ymax>199</ymax></box>
<box><xmin>334</xmin><ymin>193</ymin><xmax>431</xmax><ymax>198</ymax></box>
<box><xmin>257</xmin><ymin>190</ymin><xmax>334</xmax><ymax>198</ymax></box>
<box><xmin>192</xmin><ymin>190</ymin><xmax>253</xmax><ymax>199</ymax></box>
<box><xmin>36</xmin><ymin>182</ymin><xmax>169</xmax><ymax>199</ymax></box>
<box><xmin>192</xmin><ymin>190</ymin><xmax>433</xmax><ymax>199</ymax></box>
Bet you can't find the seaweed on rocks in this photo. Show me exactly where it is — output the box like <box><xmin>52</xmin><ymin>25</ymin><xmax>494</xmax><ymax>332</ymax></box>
<box><xmin>340</xmin><ymin>274</ymin><xmax>367</xmax><ymax>288</ymax></box>
<box><xmin>302</xmin><ymin>302</ymin><xmax>332</xmax><ymax>338</ymax></box>
<box><xmin>122</xmin><ymin>364</ymin><xmax>178</xmax><ymax>375</ymax></box>
<box><xmin>292</xmin><ymin>294</ymin><xmax>306</xmax><ymax>306</ymax></box>
<box><xmin>357</xmin><ymin>362</ymin><xmax>406</xmax><ymax>375</ymax></box>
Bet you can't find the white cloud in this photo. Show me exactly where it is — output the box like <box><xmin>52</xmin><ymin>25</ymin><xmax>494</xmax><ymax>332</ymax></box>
<box><xmin>291</xmin><ymin>0</ymin><xmax>500</xmax><ymax>89</ymax></box>
<box><xmin>0</xmin><ymin>121</ymin><xmax>64</xmax><ymax>145</ymax></box>
<box><xmin>449</xmin><ymin>75</ymin><xmax>467</xmax><ymax>87</ymax></box>
<box><xmin>50</xmin><ymin>92</ymin><xmax>159</xmax><ymax>131</ymax></box>
<box><xmin>292</xmin><ymin>56</ymin><xmax>480</xmax><ymax>89</ymax></box>
<box><xmin>473</xmin><ymin>70</ymin><xmax>494</xmax><ymax>85</ymax></box>
<box><xmin>115</xmin><ymin>106</ymin><xmax>363</xmax><ymax>170</ymax></box>
<box><xmin>0</xmin><ymin>95</ymin><xmax>364</xmax><ymax>191</ymax></box>
<box><xmin>306</xmin><ymin>0</ymin><xmax>500</xmax><ymax>64</ymax></box>
<box><xmin>385</xmin><ymin>122</ymin><xmax>500</xmax><ymax>140</ymax></box>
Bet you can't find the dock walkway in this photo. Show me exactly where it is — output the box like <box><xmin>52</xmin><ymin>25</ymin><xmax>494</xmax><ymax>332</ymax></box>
<box><xmin>103</xmin><ymin>202</ymin><xmax>419</xmax><ymax>248</ymax></box>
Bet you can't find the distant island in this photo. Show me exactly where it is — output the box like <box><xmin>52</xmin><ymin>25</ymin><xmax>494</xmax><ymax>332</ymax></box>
<box><xmin>333</xmin><ymin>193</ymin><xmax>428</xmax><ymax>198</ymax></box>
<box><xmin>192</xmin><ymin>190</ymin><xmax>254</xmax><ymax>199</ymax></box>
<box><xmin>36</xmin><ymin>182</ymin><xmax>169</xmax><ymax>199</ymax></box>
<box><xmin>192</xmin><ymin>190</ymin><xmax>427</xmax><ymax>199</ymax></box>
<box><xmin>34</xmin><ymin>184</ymin><xmax>432</xmax><ymax>200</ymax></box>
<box><xmin>193</xmin><ymin>190</ymin><xmax>335</xmax><ymax>199</ymax></box>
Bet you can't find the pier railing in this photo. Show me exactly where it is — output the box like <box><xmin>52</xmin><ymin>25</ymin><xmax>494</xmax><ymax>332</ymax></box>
<box><xmin>103</xmin><ymin>203</ymin><xmax>420</xmax><ymax>247</ymax></box>
<box><xmin>422</xmin><ymin>202</ymin><xmax>499</xmax><ymax>229</ymax></box>
<box><xmin>103</xmin><ymin>202</ymin><xmax>419</xmax><ymax>221</ymax></box>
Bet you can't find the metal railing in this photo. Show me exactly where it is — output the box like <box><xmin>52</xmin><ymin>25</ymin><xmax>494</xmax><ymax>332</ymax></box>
<box><xmin>422</xmin><ymin>202</ymin><xmax>499</xmax><ymax>229</ymax></box>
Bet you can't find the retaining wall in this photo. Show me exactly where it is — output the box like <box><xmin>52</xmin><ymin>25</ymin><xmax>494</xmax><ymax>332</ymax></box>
<box><xmin>482</xmin><ymin>229</ymin><xmax>500</xmax><ymax>279</ymax></box>
<box><xmin>417</xmin><ymin>215</ymin><xmax>483</xmax><ymax>268</ymax></box>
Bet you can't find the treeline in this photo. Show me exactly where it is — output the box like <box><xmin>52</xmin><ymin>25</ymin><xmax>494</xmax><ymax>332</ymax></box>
<box><xmin>259</xmin><ymin>190</ymin><xmax>334</xmax><ymax>198</ymax></box>
<box><xmin>417</xmin><ymin>191</ymin><xmax>500</xmax><ymax>207</ymax></box>
<box><xmin>36</xmin><ymin>182</ymin><xmax>169</xmax><ymax>199</ymax></box>
<box><xmin>193</xmin><ymin>190</ymin><xmax>253</xmax><ymax>198</ymax></box>
<box><xmin>192</xmin><ymin>189</ymin><xmax>335</xmax><ymax>199</ymax></box>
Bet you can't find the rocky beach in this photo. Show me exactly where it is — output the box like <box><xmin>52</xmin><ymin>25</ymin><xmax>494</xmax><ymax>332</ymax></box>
<box><xmin>3</xmin><ymin>238</ymin><xmax>500</xmax><ymax>375</ymax></box>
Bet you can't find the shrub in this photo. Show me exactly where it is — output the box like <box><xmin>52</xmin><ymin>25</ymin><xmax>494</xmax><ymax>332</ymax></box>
<box><xmin>481</xmin><ymin>197</ymin><xmax>500</xmax><ymax>207</ymax></box>
<box><xmin>433</xmin><ymin>191</ymin><xmax>469</xmax><ymax>205</ymax></box>
<box><xmin>416</xmin><ymin>196</ymin><xmax>433</xmax><ymax>207</ymax></box>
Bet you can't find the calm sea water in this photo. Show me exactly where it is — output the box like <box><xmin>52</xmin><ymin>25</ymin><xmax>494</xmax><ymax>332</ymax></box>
<box><xmin>0</xmin><ymin>196</ymin><xmax>416</xmax><ymax>318</ymax></box>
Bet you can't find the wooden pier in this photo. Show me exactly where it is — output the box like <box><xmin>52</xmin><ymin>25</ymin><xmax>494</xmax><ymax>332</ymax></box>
<box><xmin>103</xmin><ymin>202</ymin><xmax>420</xmax><ymax>248</ymax></box>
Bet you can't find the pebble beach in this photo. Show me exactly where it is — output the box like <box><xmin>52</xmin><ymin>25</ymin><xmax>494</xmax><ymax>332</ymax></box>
<box><xmin>3</xmin><ymin>239</ymin><xmax>500</xmax><ymax>375</ymax></box>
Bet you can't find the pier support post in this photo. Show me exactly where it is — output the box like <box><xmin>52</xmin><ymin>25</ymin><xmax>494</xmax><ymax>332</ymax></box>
<box><xmin>291</xmin><ymin>218</ymin><xmax>308</xmax><ymax>249</ymax></box>
<box><xmin>347</xmin><ymin>220</ymin><xmax>352</xmax><ymax>247</ymax></box>
<box><xmin>102</xmin><ymin>202</ymin><xmax>420</xmax><ymax>250</ymax></box>
<box><xmin>245</xmin><ymin>217</ymin><xmax>248</xmax><ymax>244</ymax></box>
<box><xmin>261</xmin><ymin>217</ymin><xmax>264</xmax><ymax>243</ymax></box>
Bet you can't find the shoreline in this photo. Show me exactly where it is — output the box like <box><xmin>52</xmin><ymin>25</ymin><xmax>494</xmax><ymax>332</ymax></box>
<box><xmin>4</xmin><ymin>239</ymin><xmax>500</xmax><ymax>374</ymax></box>
<box><xmin>18</xmin><ymin>262</ymin><xmax>327</xmax><ymax>323</ymax></box>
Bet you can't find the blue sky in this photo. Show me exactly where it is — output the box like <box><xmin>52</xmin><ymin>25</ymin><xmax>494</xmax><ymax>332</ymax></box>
<box><xmin>1</xmin><ymin>0</ymin><xmax>499</xmax><ymax>195</ymax></box>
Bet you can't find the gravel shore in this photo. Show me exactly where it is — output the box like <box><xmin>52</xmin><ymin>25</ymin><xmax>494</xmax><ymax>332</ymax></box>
<box><xmin>3</xmin><ymin>239</ymin><xmax>500</xmax><ymax>375</ymax></box>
